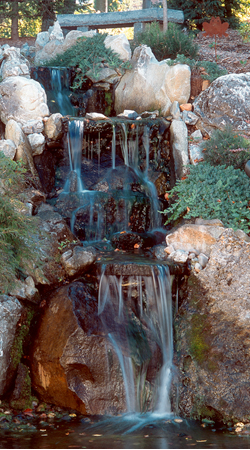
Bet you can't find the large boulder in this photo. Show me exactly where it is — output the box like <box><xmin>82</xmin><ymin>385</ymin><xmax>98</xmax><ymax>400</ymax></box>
<box><xmin>0</xmin><ymin>295</ymin><xmax>23</xmax><ymax>395</ymax></box>
<box><xmin>31</xmin><ymin>281</ymin><xmax>126</xmax><ymax>415</ymax></box>
<box><xmin>115</xmin><ymin>46</ymin><xmax>191</xmax><ymax>116</ymax></box>
<box><xmin>0</xmin><ymin>76</ymin><xmax>49</xmax><ymax>125</ymax></box>
<box><xmin>176</xmin><ymin>228</ymin><xmax>250</xmax><ymax>422</ymax></box>
<box><xmin>104</xmin><ymin>33</ymin><xmax>131</xmax><ymax>61</ymax></box>
<box><xmin>193</xmin><ymin>73</ymin><xmax>250</xmax><ymax>134</ymax></box>
<box><xmin>0</xmin><ymin>47</ymin><xmax>30</xmax><ymax>80</ymax></box>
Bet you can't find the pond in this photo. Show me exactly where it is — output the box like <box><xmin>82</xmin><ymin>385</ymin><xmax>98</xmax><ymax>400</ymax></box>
<box><xmin>0</xmin><ymin>413</ymin><xmax>250</xmax><ymax>449</ymax></box>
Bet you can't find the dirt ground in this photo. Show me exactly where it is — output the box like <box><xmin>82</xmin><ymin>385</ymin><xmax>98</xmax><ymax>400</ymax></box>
<box><xmin>0</xmin><ymin>28</ymin><xmax>249</xmax><ymax>74</ymax></box>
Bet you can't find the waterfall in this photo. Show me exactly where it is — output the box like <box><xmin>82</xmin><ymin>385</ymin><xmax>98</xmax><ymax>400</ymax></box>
<box><xmin>64</xmin><ymin>120</ymin><xmax>85</xmax><ymax>193</ymax></box>
<box><xmin>98</xmin><ymin>262</ymin><xmax>173</xmax><ymax>414</ymax></box>
<box><xmin>50</xmin><ymin>68</ymin><xmax>75</xmax><ymax>116</ymax></box>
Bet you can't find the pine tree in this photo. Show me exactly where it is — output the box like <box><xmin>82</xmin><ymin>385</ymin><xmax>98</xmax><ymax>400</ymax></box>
<box><xmin>167</xmin><ymin>0</ymin><xmax>244</xmax><ymax>29</ymax></box>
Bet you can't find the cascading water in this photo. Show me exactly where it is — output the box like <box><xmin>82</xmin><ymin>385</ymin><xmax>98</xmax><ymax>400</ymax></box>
<box><xmin>50</xmin><ymin>84</ymin><xmax>176</xmax><ymax>416</ymax></box>
<box><xmin>98</xmin><ymin>262</ymin><xmax>173</xmax><ymax>415</ymax></box>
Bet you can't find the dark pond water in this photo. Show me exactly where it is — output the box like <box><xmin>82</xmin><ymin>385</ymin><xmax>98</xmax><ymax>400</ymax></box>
<box><xmin>0</xmin><ymin>413</ymin><xmax>250</xmax><ymax>449</ymax></box>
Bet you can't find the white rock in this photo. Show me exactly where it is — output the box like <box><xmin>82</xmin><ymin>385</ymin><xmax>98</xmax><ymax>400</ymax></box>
<box><xmin>22</xmin><ymin>119</ymin><xmax>44</xmax><ymax>134</ymax></box>
<box><xmin>85</xmin><ymin>112</ymin><xmax>108</xmax><ymax>120</ymax></box>
<box><xmin>169</xmin><ymin>249</ymin><xmax>189</xmax><ymax>263</ymax></box>
<box><xmin>63</xmin><ymin>30</ymin><xmax>96</xmax><ymax>52</ymax></box>
<box><xmin>189</xmin><ymin>143</ymin><xmax>204</xmax><ymax>165</ymax></box>
<box><xmin>198</xmin><ymin>253</ymin><xmax>209</xmax><ymax>268</ymax></box>
<box><xmin>35</xmin><ymin>31</ymin><xmax>50</xmax><ymax>51</ymax></box>
<box><xmin>104</xmin><ymin>33</ymin><xmax>131</xmax><ymax>61</ymax></box>
<box><xmin>1</xmin><ymin>47</ymin><xmax>30</xmax><ymax>80</ymax></box>
<box><xmin>190</xmin><ymin>129</ymin><xmax>203</xmax><ymax>141</ymax></box>
<box><xmin>44</xmin><ymin>113</ymin><xmax>63</xmax><ymax>140</ymax></box>
<box><xmin>115</xmin><ymin>45</ymin><xmax>190</xmax><ymax>116</ymax></box>
<box><xmin>27</xmin><ymin>133</ymin><xmax>45</xmax><ymax>156</ymax></box>
<box><xmin>170</xmin><ymin>119</ymin><xmax>189</xmax><ymax>179</ymax></box>
<box><xmin>0</xmin><ymin>139</ymin><xmax>16</xmax><ymax>159</ymax></box>
<box><xmin>49</xmin><ymin>21</ymin><xmax>64</xmax><ymax>43</ymax></box>
<box><xmin>0</xmin><ymin>76</ymin><xmax>49</xmax><ymax>125</ymax></box>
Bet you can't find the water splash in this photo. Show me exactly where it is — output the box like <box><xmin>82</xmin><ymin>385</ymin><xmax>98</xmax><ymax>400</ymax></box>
<box><xmin>98</xmin><ymin>262</ymin><xmax>173</xmax><ymax>414</ymax></box>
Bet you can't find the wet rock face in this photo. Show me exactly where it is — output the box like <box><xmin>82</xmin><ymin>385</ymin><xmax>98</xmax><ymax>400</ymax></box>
<box><xmin>176</xmin><ymin>229</ymin><xmax>250</xmax><ymax>422</ymax></box>
<box><xmin>31</xmin><ymin>281</ymin><xmax>127</xmax><ymax>415</ymax></box>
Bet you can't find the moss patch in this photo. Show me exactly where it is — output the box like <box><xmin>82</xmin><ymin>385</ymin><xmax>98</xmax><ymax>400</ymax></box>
<box><xmin>10</xmin><ymin>306</ymin><xmax>35</xmax><ymax>372</ymax></box>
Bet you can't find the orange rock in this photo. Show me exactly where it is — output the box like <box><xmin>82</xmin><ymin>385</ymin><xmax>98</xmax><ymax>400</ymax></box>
<box><xmin>180</xmin><ymin>103</ymin><xmax>192</xmax><ymax>111</ymax></box>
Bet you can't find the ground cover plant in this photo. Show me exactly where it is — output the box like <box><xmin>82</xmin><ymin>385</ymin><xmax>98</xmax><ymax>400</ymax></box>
<box><xmin>167</xmin><ymin>54</ymin><xmax>227</xmax><ymax>82</ymax></box>
<box><xmin>0</xmin><ymin>153</ymin><xmax>43</xmax><ymax>294</ymax></box>
<box><xmin>163</xmin><ymin>163</ymin><xmax>250</xmax><ymax>233</ymax></box>
<box><xmin>45</xmin><ymin>32</ymin><xmax>130</xmax><ymax>90</ymax></box>
<box><xmin>131</xmin><ymin>22</ymin><xmax>198</xmax><ymax>61</ymax></box>
<box><xmin>202</xmin><ymin>125</ymin><xmax>250</xmax><ymax>170</ymax></box>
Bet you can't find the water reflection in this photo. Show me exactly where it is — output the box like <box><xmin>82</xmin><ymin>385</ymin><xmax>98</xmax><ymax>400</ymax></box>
<box><xmin>1</xmin><ymin>414</ymin><xmax>250</xmax><ymax>449</ymax></box>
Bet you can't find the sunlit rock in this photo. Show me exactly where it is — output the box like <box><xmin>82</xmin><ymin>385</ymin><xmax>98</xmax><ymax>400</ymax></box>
<box><xmin>0</xmin><ymin>76</ymin><xmax>49</xmax><ymax>125</ymax></box>
<box><xmin>115</xmin><ymin>46</ymin><xmax>190</xmax><ymax>116</ymax></box>
<box><xmin>104</xmin><ymin>33</ymin><xmax>131</xmax><ymax>61</ymax></box>
<box><xmin>0</xmin><ymin>139</ymin><xmax>16</xmax><ymax>159</ymax></box>
<box><xmin>27</xmin><ymin>133</ymin><xmax>45</xmax><ymax>156</ymax></box>
<box><xmin>1</xmin><ymin>47</ymin><xmax>30</xmax><ymax>80</ymax></box>
<box><xmin>44</xmin><ymin>113</ymin><xmax>63</xmax><ymax>141</ymax></box>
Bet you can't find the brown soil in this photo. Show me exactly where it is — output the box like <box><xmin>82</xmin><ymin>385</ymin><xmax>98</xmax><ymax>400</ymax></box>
<box><xmin>195</xmin><ymin>29</ymin><xmax>250</xmax><ymax>74</ymax></box>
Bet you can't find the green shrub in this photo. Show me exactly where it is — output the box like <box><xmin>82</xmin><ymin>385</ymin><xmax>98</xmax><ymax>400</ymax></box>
<box><xmin>163</xmin><ymin>163</ymin><xmax>250</xmax><ymax>233</ymax></box>
<box><xmin>202</xmin><ymin>125</ymin><xmax>250</xmax><ymax>170</ymax></box>
<box><xmin>0</xmin><ymin>153</ymin><xmax>43</xmax><ymax>294</ymax></box>
<box><xmin>167</xmin><ymin>55</ymin><xmax>227</xmax><ymax>82</ymax></box>
<box><xmin>131</xmin><ymin>22</ymin><xmax>198</xmax><ymax>61</ymax></box>
<box><xmin>45</xmin><ymin>33</ymin><xmax>131</xmax><ymax>90</ymax></box>
<box><xmin>238</xmin><ymin>20</ymin><xmax>250</xmax><ymax>42</ymax></box>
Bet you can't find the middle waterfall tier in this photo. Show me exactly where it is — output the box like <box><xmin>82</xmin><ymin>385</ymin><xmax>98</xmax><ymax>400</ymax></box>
<box><xmin>55</xmin><ymin>118</ymin><xmax>172</xmax><ymax>243</ymax></box>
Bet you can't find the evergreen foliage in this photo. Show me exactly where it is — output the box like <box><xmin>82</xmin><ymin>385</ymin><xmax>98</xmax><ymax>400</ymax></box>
<box><xmin>167</xmin><ymin>0</ymin><xmax>243</xmax><ymax>30</ymax></box>
<box><xmin>163</xmin><ymin>163</ymin><xmax>250</xmax><ymax>233</ymax></box>
<box><xmin>45</xmin><ymin>33</ymin><xmax>131</xmax><ymax>90</ymax></box>
<box><xmin>0</xmin><ymin>153</ymin><xmax>43</xmax><ymax>294</ymax></box>
<box><xmin>202</xmin><ymin>126</ymin><xmax>250</xmax><ymax>170</ymax></box>
<box><xmin>131</xmin><ymin>22</ymin><xmax>198</xmax><ymax>61</ymax></box>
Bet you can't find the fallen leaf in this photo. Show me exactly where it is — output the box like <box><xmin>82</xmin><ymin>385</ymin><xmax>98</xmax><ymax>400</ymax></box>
<box><xmin>187</xmin><ymin>207</ymin><xmax>190</xmax><ymax>212</ymax></box>
<box><xmin>134</xmin><ymin>243</ymin><xmax>140</xmax><ymax>249</ymax></box>
<box><xmin>164</xmin><ymin>193</ymin><xmax>169</xmax><ymax>200</ymax></box>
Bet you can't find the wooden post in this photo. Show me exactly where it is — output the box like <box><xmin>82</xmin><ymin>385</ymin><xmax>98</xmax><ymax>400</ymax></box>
<box><xmin>95</xmin><ymin>0</ymin><xmax>108</xmax><ymax>12</ymax></box>
<box><xmin>143</xmin><ymin>0</ymin><xmax>152</xmax><ymax>8</ymax></box>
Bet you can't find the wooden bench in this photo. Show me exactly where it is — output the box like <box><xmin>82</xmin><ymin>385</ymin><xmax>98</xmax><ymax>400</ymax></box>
<box><xmin>57</xmin><ymin>8</ymin><xmax>184</xmax><ymax>36</ymax></box>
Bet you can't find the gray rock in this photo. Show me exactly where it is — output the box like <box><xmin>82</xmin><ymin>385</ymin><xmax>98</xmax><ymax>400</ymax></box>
<box><xmin>182</xmin><ymin>110</ymin><xmax>199</xmax><ymax>125</ymax></box>
<box><xmin>170</xmin><ymin>119</ymin><xmax>189</xmax><ymax>179</ymax></box>
<box><xmin>170</xmin><ymin>101</ymin><xmax>181</xmax><ymax>120</ymax></box>
<box><xmin>177</xmin><ymin>228</ymin><xmax>250</xmax><ymax>422</ymax></box>
<box><xmin>22</xmin><ymin>119</ymin><xmax>44</xmax><ymax>134</ymax></box>
<box><xmin>0</xmin><ymin>295</ymin><xmax>23</xmax><ymax>395</ymax></box>
<box><xmin>190</xmin><ymin>129</ymin><xmax>203</xmax><ymax>141</ymax></box>
<box><xmin>61</xmin><ymin>245</ymin><xmax>97</xmax><ymax>277</ymax></box>
<box><xmin>10</xmin><ymin>277</ymin><xmax>40</xmax><ymax>304</ymax></box>
<box><xmin>189</xmin><ymin>143</ymin><xmax>204</xmax><ymax>165</ymax></box>
<box><xmin>27</xmin><ymin>133</ymin><xmax>45</xmax><ymax>156</ymax></box>
<box><xmin>193</xmin><ymin>73</ymin><xmax>250</xmax><ymax>133</ymax></box>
